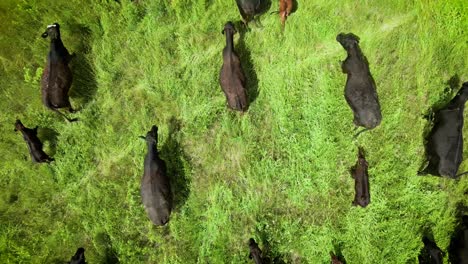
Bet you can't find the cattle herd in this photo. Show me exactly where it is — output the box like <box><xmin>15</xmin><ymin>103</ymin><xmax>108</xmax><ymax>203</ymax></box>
<box><xmin>12</xmin><ymin>1</ymin><xmax>468</xmax><ymax>263</ymax></box>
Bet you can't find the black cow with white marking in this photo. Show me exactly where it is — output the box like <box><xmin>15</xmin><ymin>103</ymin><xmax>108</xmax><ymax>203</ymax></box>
<box><xmin>337</xmin><ymin>33</ymin><xmax>382</xmax><ymax>131</ymax></box>
<box><xmin>140</xmin><ymin>125</ymin><xmax>172</xmax><ymax>226</ymax></box>
<box><xmin>14</xmin><ymin>120</ymin><xmax>53</xmax><ymax>163</ymax></box>
<box><xmin>422</xmin><ymin>82</ymin><xmax>468</xmax><ymax>178</ymax></box>
<box><xmin>41</xmin><ymin>23</ymin><xmax>77</xmax><ymax>122</ymax></box>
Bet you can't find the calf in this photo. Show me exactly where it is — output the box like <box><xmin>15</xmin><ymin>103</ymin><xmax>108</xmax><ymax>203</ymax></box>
<box><xmin>68</xmin><ymin>248</ymin><xmax>86</xmax><ymax>264</ymax></box>
<box><xmin>350</xmin><ymin>147</ymin><xmax>370</xmax><ymax>208</ymax></box>
<box><xmin>337</xmin><ymin>33</ymin><xmax>381</xmax><ymax>130</ymax></box>
<box><xmin>236</xmin><ymin>0</ymin><xmax>261</xmax><ymax>26</ymax></box>
<box><xmin>248</xmin><ymin>238</ymin><xmax>263</xmax><ymax>264</ymax></box>
<box><xmin>279</xmin><ymin>0</ymin><xmax>293</xmax><ymax>29</ymax></box>
<box><xmin>419</xmin><ymin>237</ymin><xmax>443</xmax><ymax>264</ymax></box>
<box><xmin>219</xmin><ymin>22</ymin><xmax>249</xmax><ymax>112</ymax></box>
<box><xmin>449</xmin><ymin>215</ymin><xmax>468</xmax><ymax>264</ymax></box>
<box><xmin>140</xmin><ymin>125</ymin><xmax>172</xmax><ymax>226</ymax></box>
<box><xmin>422</xmin><ymin>82</ymin><xmax>468</xmax><ymax>178</ymax></box>
<box><xmin>41</xmin><ymin>23</ymin><xmax>77</xmax><ymax>122</ymax></box>
<box><xmin>14</xmin><ymin>120</ymin><xmax>53</xmax><ymax>163</ymax></box>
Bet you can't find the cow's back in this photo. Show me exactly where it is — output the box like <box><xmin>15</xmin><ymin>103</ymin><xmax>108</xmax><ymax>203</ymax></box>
<box><xmin>427</xmin><ymin>109</ymin><xmax>464</xmax><ymax>177</ymax></box>
<box><xmin>41</xmin><ymin>51</ymin><xmax>73</xmax><ymax>109</ymax></box>
<box><xmin>220</xmin><ymin>49</ymin><xmax>248</xmax><ymax>111</ymax></box>
<box><xmin>140</xmin><ymin>155</ymin><xmax>172</xmax><ymax>225</ymax></box>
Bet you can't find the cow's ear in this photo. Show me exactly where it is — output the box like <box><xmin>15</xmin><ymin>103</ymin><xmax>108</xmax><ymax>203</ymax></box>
<box><xmin>221</xmin><ymin>28</ymin><xmax>225</xmax><ymax>35</ymax></box>
<box><xmin>248</xmin><ymin>253</ymin><xmax>252</xmax><ymax>259</ymax></box>
<box><xmin>41</xmin><ymin>32</ymin><xmax>48</xmax><ymax>38</ymax></box>
<box><xmin>139</xmin><ymin>136</ymin><xmax>146</xmax><ymax>140</ymax></box>
<box><xmin>34</xmin><ymin>126</ymin><xmax>38</xmax><ymax>134</ymax></box>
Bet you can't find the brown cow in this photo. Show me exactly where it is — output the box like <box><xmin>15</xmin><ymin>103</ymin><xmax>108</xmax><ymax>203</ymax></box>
<box><xmin>41</xmin><ymin>23</ymin><xmax>77</xmax><ymax>122</ymax></box>
<box><xmin>14</xmin><ymin>120</ymin><xmax>53</xmax><ymax>163</ymax></box>
<box><xmin>350</xmin><ymin>147</ymin><xmax>370</xmax><ymax>207</ymax></box>
<box><xmin>330</xmin><ymin>252</ymin><xmax>344</xmax><ymax>264</ymax></box>
<box><xmin>279</xmin><ymin>0</ymin><xmax>293</xmax><ymax>29</ymax></box>
<box><xmin>219</xmin><ymin>22</ymin><xmax>249</xmax><ymax>112</ymax></box>
<box><xmin>248</xmin><ymin>238</ymin><xmax>264</xmax><ymax>264</ymax></box>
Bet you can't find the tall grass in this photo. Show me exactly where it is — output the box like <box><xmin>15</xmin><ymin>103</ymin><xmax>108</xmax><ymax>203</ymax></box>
<box><xmin>0</xmin><ymin>0</ymin><xmax>467</xmax><ymax>263</ymax></box>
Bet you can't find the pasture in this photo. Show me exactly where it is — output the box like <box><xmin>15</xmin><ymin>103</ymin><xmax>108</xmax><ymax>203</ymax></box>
<box><xmin>0</xmin><ymin>0</ymin><xmax>467</xmax><ymax>263</ymax></box>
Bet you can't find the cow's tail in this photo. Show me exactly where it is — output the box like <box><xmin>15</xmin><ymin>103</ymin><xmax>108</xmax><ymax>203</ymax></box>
<box><xmin>353</xmin><ymin>128</ymin><xmax>370</xmax><ymax>138</ymax></box>
<box><xmin>455</xmin><ymin>171</ymin><xmax>468</xmax><ymax>178</ymax></box>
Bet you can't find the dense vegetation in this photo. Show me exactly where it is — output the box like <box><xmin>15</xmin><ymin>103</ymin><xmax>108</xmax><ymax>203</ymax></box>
<box><xmin>0</xmin><ymin>0</ymin><xmax>467</xmax><ymax>263</ymax></box>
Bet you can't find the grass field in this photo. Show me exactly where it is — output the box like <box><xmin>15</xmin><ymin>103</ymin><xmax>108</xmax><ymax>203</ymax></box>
<box><xmin>0</xmin><ymin>0</ymin><xmax>467</xmax><ymax>263</ymax></box>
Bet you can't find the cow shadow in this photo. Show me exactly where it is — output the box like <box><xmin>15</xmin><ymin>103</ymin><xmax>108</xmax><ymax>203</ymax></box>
<box><xmin>95</xmin><ymin>232</ymin><xmax>120</xmax><ymax>264</ymax></box>
<box><xmin>291</xmin><ymin>0</ymin><xmax>299</xmax><ymax>14</ymax></box>
<box><xmin>236</xmin><ymin>31</ymin><xmax>260</xmax><ymax>107</ymax></box>
<box><xmin>257</xmin><ymin>0</ymin><xmax>272</xmax><ymax>16</ymax></box>
<box><xmin>419</xmin><ymin>74</ymin><xmax>461</xmax><ymax>174</ymax></box>
<box><xmin>160</xmin><ymin>117</ymin><xmax>191</xmax><ymax>210</ymax></box>
<box><xmin>38</xmin><ymin>127</ymin><xmax>59</xmax><ymax>156</ymax></box>
<box><xmin>68</xmin><ymin>24</ymin><xmax>97</xmax><ymax>108</ymax></box>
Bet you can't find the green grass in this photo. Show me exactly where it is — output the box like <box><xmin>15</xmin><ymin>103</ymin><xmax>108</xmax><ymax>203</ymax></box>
<box><xmin>0</xmin><ymin>0</ymin><xmax>467</xmax><ymax>263</ymax></box>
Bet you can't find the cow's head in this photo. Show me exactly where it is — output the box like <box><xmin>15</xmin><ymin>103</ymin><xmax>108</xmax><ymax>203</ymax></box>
<box><xmin>69</xmin><ymin>247</ymin><xmax>85</xmax><ymax>264</ymax></box>
<box><xmin>222</xmin><ymin>21</ymin><xmax>237</xmax><ymax>35</ymax></box>
<box><xmin>336</xmin><ymin>33</ymin><xmax>360</xmax><ymax>50</ymax></box>
<box><xmin>140</xmin><ymin>125</ymin><xmax>159</xmax><ymax>145</ymax></box>
<box><xmin>41</xmin><ymin>23</ymin><xmax>61</xmax><ymax>39</ymax></box>
<box><xmin>14</xmin><ymin>119</ymin><xmax>24</xmax><ymax>132</ymax></box>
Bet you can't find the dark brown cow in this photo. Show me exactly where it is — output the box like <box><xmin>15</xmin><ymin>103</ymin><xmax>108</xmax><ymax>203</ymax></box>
<box><xmin>41</xmin><ymin>23</ymin><xmax>77</xmax><ymax>122</ymax></box>
<box><xmin>279</xmin><ymin>0</ymin><xmax>293</xmax><ymax>29</ymax></box>
<box><xmin>330</xmin><ymin>252</ymin><xmax>344</xmax><ymax>264</ymax></box>
<box><xmin>350</xmin><ymin>147</ymin><xmax>370</xmax><ymax>207</ymax></box>
<box><xmin>419</xmin><ymin>237</ymin><xmax>443</xmax><ymax>264</ymax></box>
<box><xmin>140</xmin><ymin>125</ymin><xmax>172</xmax><ymax>226</ymax></box>
<box><xmin>248</xmin><ymin>238</ymin><xmax>263</xmax><ymax>264</ymax></box>
<box><xmin>421</xmin><ymin>82</ymin><xmax>468</xmax><ymax>178</ymax></box>
<box><xmin>219</xmin><ymin>22</ymin><xmax>249</xmax><ymax>112</ymax></box>
<box><xmin>236</xmin><ymin>0</ymin><xmax>261</xmax><ymax>26</ymax></box>
<box><xmin>68</xmin><ymin>248</ymin><xmax>86</xmax><ymax>264</ymax></box>
<box><xmin>14</xmin><ymin>120</ymin><xmax>53</xmax><ymax>163</ymax></box>
<box><xmin>337</xmin><ymin>33</ymin><xmax>381</xmax><ymax>131</ymax></box>
<box><xmin>449</xmin><ymin>215</ymin><xmax>468</xmax><ymax>264</ymax></box>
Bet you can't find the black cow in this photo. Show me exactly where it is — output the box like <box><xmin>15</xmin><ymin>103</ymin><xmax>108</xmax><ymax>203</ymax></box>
<box><xmin>219</xmin><ymin>22</ymin><xmax>249</xmax><ymax>112</ymax></box>
<box><xmin>337</xmin><ymin>33</ymin><xmax>382</xmax><ymax>131</ymax></box>
<box><xmin>449</xmin><ymin>215</ymin><xmax>468</xmax><ymax>264</ymax></box>
<box><xmin>14</xmin><ymin>120</ymin><xmax>53</xmax><ymax>163</ymax></box>
<box><xmin>68</xmin><ymin>248</ymin><xmax>86</xmax><ymax>264</ymax></box>
<box><xmin>248</xmin><ymin>238</ymin><xmax>264</xmax><ymax>264</ymax></box>
<box><xmin>41</xmin><ymin>23</ymin><xmax>77</xmax><ymax>122</ymax></box>
<box><xmin>140</xmin><ymin>125</ymin><xmax>172</xmax><ymax>226</ymax></box>
<box><xmin>236</xmin><ymin>0</ymin><xmax>261</xmax><ymax>25</ymax></box>
<box><xmin>350</xmin><ymin>147</ymin><xmax>370</xmax><ymax>208</ymax></box>
<box><xmin>422</xmin><ymin>82</ymin><xmax>468</xmax><ymax>178</ymax></box>
<box><xmin>419</xmin><ymin>237</ymin><xmax>444</xmax><ymax>264</ymax></box>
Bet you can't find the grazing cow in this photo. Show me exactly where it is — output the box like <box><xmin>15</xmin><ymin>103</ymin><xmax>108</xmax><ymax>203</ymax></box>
<box><xmin>236</xmin><ymin>0</ymin><xmax>261</xmax><ymax>25</ymax></box>
<box><xmin>330</xmin><ymin>252</ymin><xmax>344</xmax><ymax>264</ymax></box>
<box><xmin>248</xmin><ymin>238</ymin><xmax>263</xmax><ymax>264</ymax></box>
<box><xmin>68</xmin><ymin>248</ymin><xmax>86</xmax><ymax>264</ymax></box>
<box><xmin>279</xmin><ymin>0</ymin><xmax>293</xmax><ymax>29</ymax></box>
<box><xmin>140</xmin><ymin>125</ymin><xmax>172</xmax><ymax>226</ymax></box>
<box><xmin>337</xmin><ymin>33</ymin><xmax>382</xmax><ymax>131</ymax></box>
<box><xmin>419</xmin><ymin>237</ymin><xmax>444</xmax><ymax>264</ymax></box>
<box><xmin>41</xmin><ymin>23</ymin><xmax>77</xmax><ymax>122</ymax></box>
<box><xmin>350</xmin><ymin>147</ymin><xmax>370</xmax><ymax>208</ymax></box>
<box><xmin>449</xmin><ymin>215</ymin><xmax>468</xmax><ymax>264</ymax></box>
<box><xmin>422</xmin><ymin>82</ymin><xmax>468</xmax><ymax>178</ymax></box>
<box><xmin>14</xmin><ymin>120</ymin><xmax>53</xmax><ymax>163</ymax></box>
<box><xmin>219</xmin><ymin>22</ymin><xmax>249</xmax><ymax>112</ymax></box>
